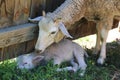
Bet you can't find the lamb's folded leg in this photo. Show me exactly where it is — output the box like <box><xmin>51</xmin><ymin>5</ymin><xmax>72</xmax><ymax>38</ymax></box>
<box><xmin>56</xmin><ymin>59</ymin><xmax>78</xmax><ymax>72</ymax></box>
<box><xmin>70</xmin><ymin>59</ymin><xmax>79</xmax><ymax>72</ymax></box>
<box><xmin>53</xmin><ymin>59</ymin><xmax>72</xmax><ymax>71</ymax></box>
<box><xmin>73</xmin><ymin>46</ymin><xmax>87</xmax><ymax>75</ymax></box>
<box><xmin>56</xmin><ymin>66</ymin><xmax>73</xmax><ymax>72</ymax></box>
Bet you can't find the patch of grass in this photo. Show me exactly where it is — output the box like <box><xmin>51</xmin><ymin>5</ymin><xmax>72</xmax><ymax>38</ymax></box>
<box><xmin>0</xmin><ymin>45</ymin><xmax>120</xmax><ymax>80</ymax></box>
<box><xmin>0</xmin><ymin>36</ymin><xmax>120</xmax><ymax>80</ymax></box>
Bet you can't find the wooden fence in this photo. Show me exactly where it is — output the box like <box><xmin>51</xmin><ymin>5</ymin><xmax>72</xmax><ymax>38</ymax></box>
<box><xmin>0</xmin><ymin>0</ymin><xmax>119</xmax><ymax>61</ymax></box>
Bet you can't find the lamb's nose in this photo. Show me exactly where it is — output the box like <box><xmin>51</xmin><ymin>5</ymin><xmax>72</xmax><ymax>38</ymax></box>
<box><xmin>35</xmin><ymin>49</ymin><xmax>42</xmax><ymax>53</ymax></box>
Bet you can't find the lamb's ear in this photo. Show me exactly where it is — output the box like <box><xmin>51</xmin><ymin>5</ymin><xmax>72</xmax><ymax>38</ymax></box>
<box><xmin>58</xmin><ymin>22</ymin><xmax>73</xmax><ymax>38</ymax></box>
<box><xmin>32</xmin><ymin>56</ymin><xmax>44</xmax><ymax>64</ymax></box>
<box><xmin>28</xmin><ymin>16</ymin><xmax>43</xmax><ymax>23</ymax></box>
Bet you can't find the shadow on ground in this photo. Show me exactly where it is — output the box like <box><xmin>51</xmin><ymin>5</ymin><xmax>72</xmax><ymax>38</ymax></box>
<box><xmin>86</xmin><ymin>41</ymin><xmax>120</xmax><ymax>80</ymax></box>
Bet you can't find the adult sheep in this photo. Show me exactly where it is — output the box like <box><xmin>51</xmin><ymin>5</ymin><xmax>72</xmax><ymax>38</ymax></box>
<box><xmin>29</xmin><ymin>0</ymin><xmax>120</xmax><ymax>65</ymax></box>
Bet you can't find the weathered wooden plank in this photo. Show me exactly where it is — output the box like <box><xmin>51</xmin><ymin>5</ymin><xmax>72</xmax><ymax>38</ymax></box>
<box><xmin>0</xmin><ymin>48</ymin><xmax>3</xmax><ymax>61</ymax></box>
<box><xmin>0</xmin><ymin>23</ymin><xmax>38</xmax><ymax>48</ymax></box>
<box><xmin>25</xmin><ymin>39</ymin><xmax>37</xmax><ymax>53</ymax></box>
<box><xmin>0</xmin><ymin>42</ymin><xmax>27</xmax><ymax>61</ymax></box>
<box><xmin>13</xmin><ymin>0</ymin><xmax>31</xmax><ymax>25</ymax></box>
<box><xmin>30</xmin><ymin>0</ymin><xmax>44</xmax><ymax>18</ymax></box>
<box><xmin>0</xmin><ymin>0</ymin><xmax>31</xmax><ymax>28</ymax></box>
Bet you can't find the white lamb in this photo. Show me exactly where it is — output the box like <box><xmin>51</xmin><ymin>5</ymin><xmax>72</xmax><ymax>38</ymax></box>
<box><xmin>17</xmin><ymin>39</ymin><xmax>88</xmax><ymax>76</ymax></box>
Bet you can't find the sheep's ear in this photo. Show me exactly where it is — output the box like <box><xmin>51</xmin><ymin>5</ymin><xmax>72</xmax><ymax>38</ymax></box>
<box><xmin>28</xmin><ymin>16</ymin><xmax>43</xmax><ymax>23</ymax></box>
<box><xmin>54</xmin><ymin>19</ymin><xmax>72</xmax><ymax>38</ymax></box>
<box><xmin>32</xmin><ymin>56</ymin><xmax>44</xmax><ymax>64</ymax></box>
<box><xmin>54</xmin><ymin>22</ymin><xmax>73</xmax><ymax>43</ymax></box>
<box><xmin>58</xmin><ymin>22</ymin><xmax>73</xmax><ymax>38</ymax></box>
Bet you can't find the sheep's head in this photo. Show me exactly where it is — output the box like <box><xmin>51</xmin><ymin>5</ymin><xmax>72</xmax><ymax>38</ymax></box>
<box><xmin>29</xmin><ymin>15</ymin><xmax>72</xmax><ymax>53</ymax></box>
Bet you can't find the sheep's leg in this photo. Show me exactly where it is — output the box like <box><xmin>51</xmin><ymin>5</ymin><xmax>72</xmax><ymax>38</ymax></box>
<box><xmin>97</xmin><ymin>28</ymin><xmax>108</xmax><ymax>65</ymax></box>
<box><xmin>97</xmin><ymin>18</ymin><xmax>113</xmax><ymax>65</ymax></box>
<box><xmin>93</xmin><ymin>27</ymin><xmax>101</xmax><ymax>54</ymax></box>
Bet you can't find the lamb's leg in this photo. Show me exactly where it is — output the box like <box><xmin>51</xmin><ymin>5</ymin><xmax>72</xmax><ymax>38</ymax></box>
<box><xmin>70</xmin><ymin>59</ymin><xmax>79</xmax><ymax>72</ymax></box>
<box><xmin>97</xmin><ymin>18</ymin><xmax>113</xmax><ymax>65</ymax></box>
<box><xmin>76</xmin><ymin>56</ymin><xmax>87</xmax><ymax>76</ymax></box>
<box><xmin>73</xmin><ymin>48</ymin><xmax>87</xmax><ymax>76</ymax></box>
<box><xmin>53</xmin><ymin>59</ymin><xmax>73</xmax><ymax>71</ymax></box>
<box><xmin>56</xmin><ymin>66</ymin><xmax>74</xmax><ymax>72</ymax></box>
<box><xmin>56</xmin><ymin>60</ymin><xmax>78</xmax><ymax>72</ymax></box>
<box><xmin>53</xmin><ymin>58</ymin><xmax>62</xmax><ymax>65</ymax></box>
<box><xmin>55</xmin><ymin>59</ymin><xmax>76</xmax><ymax>72</ymax></box>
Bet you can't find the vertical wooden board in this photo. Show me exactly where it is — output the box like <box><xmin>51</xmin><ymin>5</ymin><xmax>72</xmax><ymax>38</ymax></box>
<box><xmin>45</xmin><ymin>0</ymin><xmax>65</xmax><ymax>12</ymax></box>
<box><xmin>10</xmin><ymin>42</ymin><xmax>26</xmax><ymax>57</ymax></box>
<box><xmin>30</xmin><ymin>0</ymin><xmax>44</xmax><ymax>18</ymax></box>
<box><xmin>0</xmin><ymin>42</ymin><xmax>26</xmax><ymax>61</ymax></box>
<box><xmin>1</xmin><ymin>47</ymin><xmax>9</xmax><ymax>61</ymax></box>
<box><xmin>0</xmin><ymin>48</ymin><xmax>3</xmax><ymax>61</ymax></box>
<box><xmin>25</xmin><ymin>39</ymin><xmax>37</xmax><ymax>53</ymax></box>
<box><xmin>30</xmin><ymin>0</ymin><xmax>65</xmax><ymax>18</ymax></box>
<box><xmin>0</xmin><ymin>0</ymin><xmax>14</xmax><ymax>28</ymax></box>
<box><xmin>13</xmin><ymin>0</ymin><xmax>31</xmax><ymax>25</ymax></box>
<box><xmin>69</xmin><ymin>18</ymin><xmax>97</xmax><ymax>39</ymax></box>
<box><xmin>45</xmin><ymin>0</ymin><xmax>53</xmax><ymax>12</ymax></box>
<box><xmin>0</xmin><ymin>0</ymin><xmax>31</xmax><ymax>28</ymax></box>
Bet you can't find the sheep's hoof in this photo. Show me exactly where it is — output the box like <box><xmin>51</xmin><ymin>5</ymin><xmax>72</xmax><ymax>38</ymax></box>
<box><xmin>96</xmin><ymin>57</ymin><xmax>105</xmax><ymax>66</ymax></box>
<box><xmin>79</xmin><ymin>73</ymin><xmax>84</xmax><ymax>77</ymax></box>
<box><xmin>96</xmin><ymin>63</ymin><xmax>103</xmax><ymax>67</ymax></box>
<box><xmin>79</xmin><ymin>70</ymin><xmax>85</xmax><ymax>77</ymax></box>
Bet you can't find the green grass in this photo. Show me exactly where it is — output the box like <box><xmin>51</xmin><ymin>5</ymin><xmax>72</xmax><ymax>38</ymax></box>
<box><xmin>0</xmin><ymin>36</ymin><xmax>120</xmax><ymax>80</ymax></box>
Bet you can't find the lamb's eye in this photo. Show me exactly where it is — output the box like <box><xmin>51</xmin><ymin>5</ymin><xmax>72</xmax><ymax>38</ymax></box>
<box><xmin>51</xmin><ymin>31</ymin><xmax>56</xmax><ymax>34</ymax></box>
<box><xmin>23</xmin><ymin>62</ymin><xmax>27</xmax><ymax>65</ymax></box>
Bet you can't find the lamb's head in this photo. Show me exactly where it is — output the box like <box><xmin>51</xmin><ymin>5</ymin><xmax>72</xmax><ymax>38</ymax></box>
<box><xmin>29</xmin><ymin>16</ymin><xmax>72</xmax><ymax>53</ymax></box>
<box><xmin>17</xmin><ymin>53</ymin><xmax>44</xmax><ymax>69</ymax></box>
